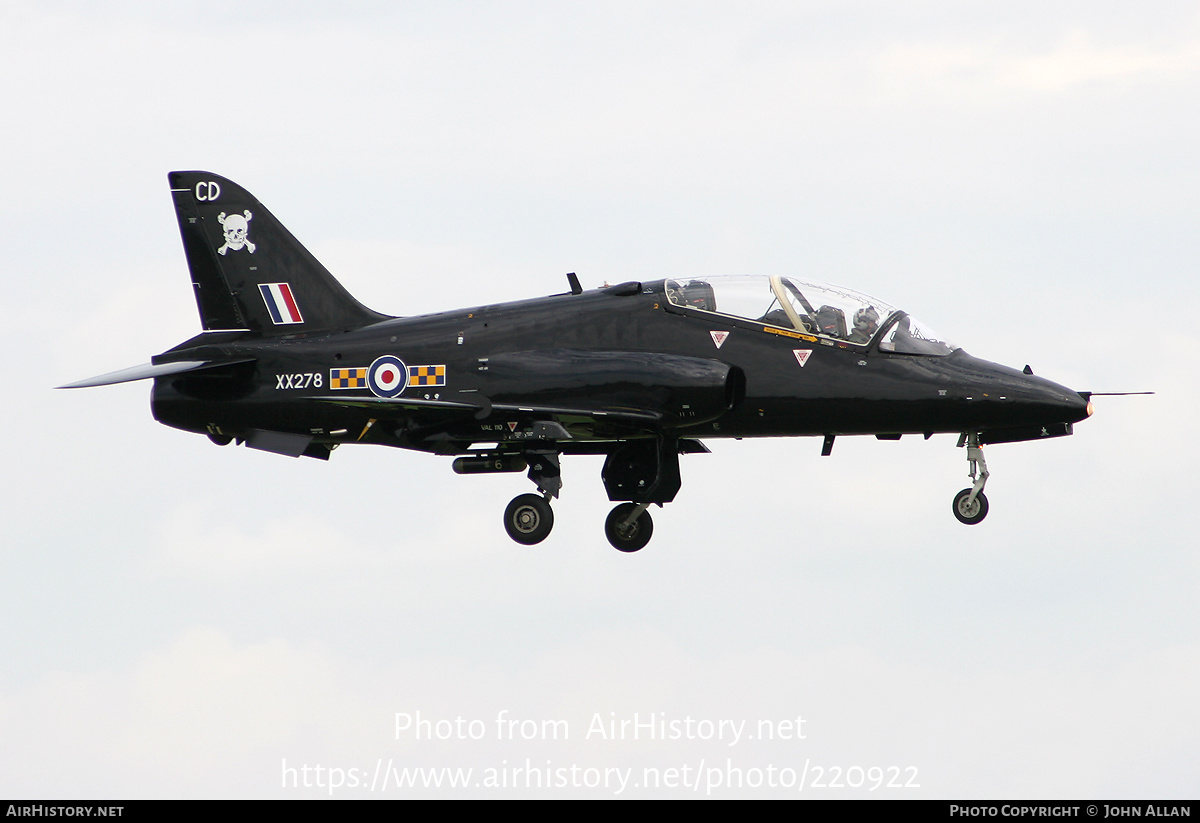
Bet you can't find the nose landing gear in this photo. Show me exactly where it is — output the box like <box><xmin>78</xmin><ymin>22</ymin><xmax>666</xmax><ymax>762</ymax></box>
<box><xmin>953</xmin><ymin>432</ymin><xmax>990</xmax><ymax>525</ymax></box>
<box><xmin>953</xmin><ymin>487</ymin><xmax>989</xmax><ymax>525</ymax></box>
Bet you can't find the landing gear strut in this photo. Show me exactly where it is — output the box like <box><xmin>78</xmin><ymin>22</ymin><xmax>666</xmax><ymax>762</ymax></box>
<box><xmin>953</xmin><ymin>432</ymin><xmax>990</xmax><ymax>525</ymax></box>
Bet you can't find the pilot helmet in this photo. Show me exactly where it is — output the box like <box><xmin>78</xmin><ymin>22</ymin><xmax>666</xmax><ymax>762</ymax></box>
<box><xmin>854</xmin><ymin>306</ymin><xmax>880</xmax><ymax>332</ymax></box>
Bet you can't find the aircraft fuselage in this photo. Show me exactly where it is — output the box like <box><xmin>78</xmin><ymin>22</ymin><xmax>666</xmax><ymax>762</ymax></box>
<box><xmin>151</xmin><ymin>281</ymin><xmax>1089</xmax><ymax>455</ymax></box>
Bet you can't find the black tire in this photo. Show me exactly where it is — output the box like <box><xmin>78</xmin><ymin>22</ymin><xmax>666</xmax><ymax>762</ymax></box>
<box><xmin>207</xmin><ymin>432</ymin><xmax>233</xmax><ymax>446</ymax></box>
<box><xmin>952</xmin><ymin>488</ymin><xmax>989</xmax><ymax>525</ymax></box>
<box><xmin>604</xmin><ymin>503</ymin><xmax>654</xmax><ymax>552</ymax></box>
<box><xmin>504</xmin><ymin>494</ymin><xmax>554</xmax><ymax>544</ymax></box>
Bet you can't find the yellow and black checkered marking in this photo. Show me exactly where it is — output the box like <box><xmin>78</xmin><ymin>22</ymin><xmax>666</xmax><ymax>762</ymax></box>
<box><xmin>330</xmin><ymin>367</ymin><xmax>368</xmax><ymax>389</ymax></box>
<box><xmin>407</xmin><ymin>365</ymin><xmax>446</xmax><ymax>387</ymax></box>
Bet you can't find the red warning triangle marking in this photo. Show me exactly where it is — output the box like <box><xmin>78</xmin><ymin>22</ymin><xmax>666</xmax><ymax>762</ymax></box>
<box><xmin>507</xmin><ymin>421</ymin><xmax>518</xmax><ymax>432</ymax></box>
<box><xmin>793</xmin><ymin>349</ymin><xmax>812</xmax><ymax>367</ymax></box>
<box><xmin>710</xmin><ymin>330</ymin><xmax>729</xmax><ymax>349</ymax></box>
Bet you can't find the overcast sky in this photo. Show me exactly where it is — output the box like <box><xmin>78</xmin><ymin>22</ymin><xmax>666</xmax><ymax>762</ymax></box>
<box><xmin>3</xmin><ymin>0</ymin><xmax>1198</xmax><ymax>798</ymax></box>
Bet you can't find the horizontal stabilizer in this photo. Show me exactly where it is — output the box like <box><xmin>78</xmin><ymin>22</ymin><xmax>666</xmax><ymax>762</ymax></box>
<box><xmin>58</xmin><ymin>357</ymin><xmax>257</xmax><ymax>389</ymax></box>
<box><xmin>58</xmin><ymin>360</ymin><xmax>211</xmax><ymax>389</ymax></box>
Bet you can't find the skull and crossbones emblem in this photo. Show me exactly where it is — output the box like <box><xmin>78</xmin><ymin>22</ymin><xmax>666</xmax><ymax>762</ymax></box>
<box><xmin>217</xmin><ymin>210</ymin><xmax>256</xmax><ymax>255</ymax></box>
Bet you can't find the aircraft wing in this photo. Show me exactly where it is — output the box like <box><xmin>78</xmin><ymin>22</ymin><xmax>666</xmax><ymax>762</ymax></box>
<box><xmin>315</xmin><ymin>394</ymin><xmax>664</xmax><ymax>438</ymax></box>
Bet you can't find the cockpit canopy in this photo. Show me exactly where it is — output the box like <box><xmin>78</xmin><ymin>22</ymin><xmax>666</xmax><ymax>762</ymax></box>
<box><xmin>663</xmin><ymin>275</ymin><xmax>957</xmax><ymax>356</ymax></box>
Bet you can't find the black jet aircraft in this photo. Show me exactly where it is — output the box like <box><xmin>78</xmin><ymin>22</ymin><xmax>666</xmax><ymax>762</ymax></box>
<box><xmin>62</xmin><ymin>171</ymin><xmax>1098</xmax><ymax>551</ymax></box>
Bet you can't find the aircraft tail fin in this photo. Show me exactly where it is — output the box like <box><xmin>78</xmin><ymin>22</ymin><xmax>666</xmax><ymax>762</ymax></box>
<box><xmin>168</xmin><ymin>171</ymin><xmax>390</xmax><ymax>336</ymax></box>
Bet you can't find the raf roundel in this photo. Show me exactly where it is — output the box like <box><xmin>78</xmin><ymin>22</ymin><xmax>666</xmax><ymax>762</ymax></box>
<box><xmin>367</xmin><ymin>355</ymin><xmax>408</xmax><ymax>398</ymax></box>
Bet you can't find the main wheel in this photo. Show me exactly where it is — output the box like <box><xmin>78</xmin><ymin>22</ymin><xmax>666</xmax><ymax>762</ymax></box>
<box><xmin>504</xmin><ymin>494</ymin><xmax>554</xmax><ymax>544</ymax></box>
<box><xmin>952</xmin><ymin>488</ymin><xmax>989</xmax><ymax>525</ymax></box>
<box><xmin>604</xmin><ymin>503</ymin><xmax>654</xmax><ymax>552</ymax></box>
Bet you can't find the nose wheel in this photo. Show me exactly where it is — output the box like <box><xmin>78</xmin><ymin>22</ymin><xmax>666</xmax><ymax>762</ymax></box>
<box><xmin>952</xmin><ymin>488</ymin><xmax>989</xmax><ymax>525</ymax></box>
<box><xmin>504</xmin><ymin>494</ymin><xmax>554</xmax><ymax>544</ymax></box>
<box><xmin>605</xmin><ymin>503</ymin><xmax>654</xmax><ymax>552</ymax></box>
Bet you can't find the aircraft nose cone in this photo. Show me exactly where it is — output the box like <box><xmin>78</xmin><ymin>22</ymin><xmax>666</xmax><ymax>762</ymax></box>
<box><xmin>947</xmin><ymin>352</ymin><xmax>1093</xmax><ymax>432</ymax></box>
<box><xmin>1027</xmin><ymin>378</ymin><xmax>1091</xmax><ymax>424</ymax></box>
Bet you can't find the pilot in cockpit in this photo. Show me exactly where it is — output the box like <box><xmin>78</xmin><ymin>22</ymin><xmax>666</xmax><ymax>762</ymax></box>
<box><xmin>848</xmin><ymin>306</ymin><xmax>880</xmax><ymax>344</ymax></box>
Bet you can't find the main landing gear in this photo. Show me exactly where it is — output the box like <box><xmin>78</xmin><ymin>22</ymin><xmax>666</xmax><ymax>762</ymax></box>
<box><xmin>501</xmin><ymin>450</ymin><xmax>561</xmax><ymax>546</ymax></box>
<box><xmin>503</xmin><ymin>494</ymin><xmax>659</xmax><ymax>552</ymax></box>
<box><xmin>604</xmin><ymin>503</ymin><xmax>654</xmax><ymax>552</ymax></box>
<box><xmin>497</xmin><ymin>437</ymin><xmax>689</xmax><ymax>552</ymax></box>
<box><xmin>504</xmin><ymin>494</ymin><xmax>554</xmax><ymax>544</ymax></box>
<box><xmin>952</xmin><ymin>432</ymin><xmax>990</xmax><ymax>525</ymax></box>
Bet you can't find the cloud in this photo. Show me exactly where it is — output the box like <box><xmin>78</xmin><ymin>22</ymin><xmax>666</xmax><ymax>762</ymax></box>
<box><xmin>877</xmin><ymin>30</ymin><xmax>1200</xmax><ymax>103</ymax></box>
